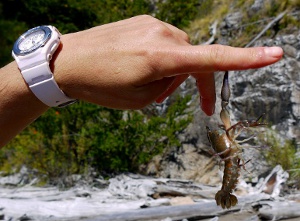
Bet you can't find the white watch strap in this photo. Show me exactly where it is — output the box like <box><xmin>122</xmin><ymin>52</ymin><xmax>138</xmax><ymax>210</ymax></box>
<box><xmin>21</xmin><ymin>62</ymin><xmax>75</xmax><ymax>107</ymax></box>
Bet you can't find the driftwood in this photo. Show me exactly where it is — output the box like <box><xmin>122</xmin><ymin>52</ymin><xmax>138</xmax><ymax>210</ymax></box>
<box><xmin>202</xmin><ymin>11</ymin><xmax>286</xmax><ymax>47</ymax></box>
<box><xmin>152</xmin><ymin>179</ymin><xmax>218</xmax><ymax>199</ymax></box>
<box><xmin>253</xmin><ymin>200</ymin><xmax>300</xmax><ymax>221</ymax></box>
<box><xmin>80</xmin><ymin>166</ymin><xmax>298</xmax><ymax>221</ymax></box>
<box><xmin>82</xmin><ymin>194</ymin><xmax>271</xmax><ymax>221</ymax></box>
<box><xmin>245</xmin><ymin>11</ymin><xmax>286</xmax><ymax>47</ymax></box>
<box><xmin>1</xmin><ymin>167</ymin><xmax>299</xmax><ymax>221</ymax></box>
<box><xmin>82</xmin><ymin>194</ymin><xmax>300</xmax><ymax>221</ymax></box>
<box><xmin>82</xmin><ymin>201</ymin><xmax>238</xmax><ymax>221</ymax></box>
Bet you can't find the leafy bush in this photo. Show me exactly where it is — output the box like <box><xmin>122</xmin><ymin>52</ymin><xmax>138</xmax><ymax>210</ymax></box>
<box><xmin>0</xmin><ymin>0</ymin><xmax>203</xmax><ymax>66</ymax></box>
<box><xmin>0</xmin><ymin>96</ymin><xmax>192</xmax><ymax>185</ymax></box>
<box><xmin>258</xmin><ymin>129</ymin><xmax>300</xmax><ymax>187</ymax></box>
<box><xmin>154</xmin><ymin>0</ymin><xmax>200</xmax><ymax>28</ymax></box>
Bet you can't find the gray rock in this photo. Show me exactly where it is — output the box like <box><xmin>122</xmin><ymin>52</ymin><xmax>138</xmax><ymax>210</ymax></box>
<box><xmin>230</xmin><ymin>34</ymin><xmax>300</xmax><ymax>143</ymax></box>
<box><xmin>0</xmin><ymin>208</ymin><xmax>4</xmax><ymax>221</ymax></box>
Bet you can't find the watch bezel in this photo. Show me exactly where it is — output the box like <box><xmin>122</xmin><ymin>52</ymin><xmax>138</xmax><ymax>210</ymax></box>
<box><xmin>13</xmin><ymin>26</ymin><xmax>52</xmax><ymax>56</ymax></box>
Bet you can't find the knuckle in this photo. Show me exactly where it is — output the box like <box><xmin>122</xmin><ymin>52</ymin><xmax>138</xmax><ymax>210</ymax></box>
<box><xmin>183</xmin><ymin>33</ymin><xmax>190</xmax><ymax>43</ymax></box>
<box><xmin>151</xmin><ymin>23</ymin><xmax>172</xmax><ymax>37</ymax></box>
<box><xmin>136</xmin><ymin>14</ymin><xmax>154</xmax><ymax>20</ymax></box>
<box><xmin>209</xmin><ymin>45</ymin><xmax>227</xmax><ymax>69</ymax></box>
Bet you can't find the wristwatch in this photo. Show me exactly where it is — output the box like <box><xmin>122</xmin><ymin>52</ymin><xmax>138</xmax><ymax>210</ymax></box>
<box><xmin>12</xmin><ymin>25</ymin><xmax>76</xmax><ymax>107</ymax></box>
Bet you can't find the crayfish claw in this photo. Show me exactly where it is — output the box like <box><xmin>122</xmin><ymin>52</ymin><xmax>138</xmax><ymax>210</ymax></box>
<box><xmin>220</xmin><ymin>71</ymin><xmax>231</xmax><ymax>130</ymax></box>
<box><xmin>221</xmin><ymin>71</ymin><xmax>230</xmax><ymax>109</ymax></box>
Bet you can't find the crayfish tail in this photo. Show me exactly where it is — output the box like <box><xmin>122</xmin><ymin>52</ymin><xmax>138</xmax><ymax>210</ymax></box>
<box><xmin>215</xmin><ymin>190</ymin><xmax>238</xmax><ymax>209</ymax></box>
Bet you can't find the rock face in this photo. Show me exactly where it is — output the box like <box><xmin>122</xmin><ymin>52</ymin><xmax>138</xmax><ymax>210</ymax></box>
<box><xmin>230</xmin><ymin>34</ymin><xmax>300</xmax><ymax>144</ymax></box>
<box><xmin>145</xmin><ymin>11</ymin><xmax>300</xmax><ymax>185</ymax></box>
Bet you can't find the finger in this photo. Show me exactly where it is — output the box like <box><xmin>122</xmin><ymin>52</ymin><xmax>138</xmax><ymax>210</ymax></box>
<box><xmin>110</xmin><ymin>77</ymin><xmax>176</xmax><ymax>110</ymax></box>
<box><xmin>191</xmin><ymin>72</ymin><xmax>216</xmax><ymax>116</ymax></box>
<box><xmin>156</xmin><ymin>75</ymin><xmax>189</xmax><ymax>103</ymax></box>
<box><xmin>158</xmin><ymin>45</ymin><xmax>283</xmax><ymax>76</ymax></box>
<box><xmin>136</xmin><ymin>77</ymin><xmax>176</xmax><ymax>107</ymax></box>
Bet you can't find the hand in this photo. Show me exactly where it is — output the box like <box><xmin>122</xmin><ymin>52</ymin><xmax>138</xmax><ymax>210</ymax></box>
<box><xmin>53</xmin><ymin>15</ymin><xmax>283</xmax><ymax>114</ymax></box>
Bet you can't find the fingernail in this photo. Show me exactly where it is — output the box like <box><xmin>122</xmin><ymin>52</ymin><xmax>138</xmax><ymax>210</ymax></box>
<box><xmin>205</xmin><ymin>105</ymin><xmax>215</xmax><ymax>116</ymax></box>
<box><xmin>155</xmin><ymin>96</ymin><xmax>166</xmax><ymax>103</ymax></box>
<box><xmin>264</xmin><ymin>47</ymin><xmax>283</xmax><ymax>58</ymax></box>
<box><xmin>200</xmin><ymin>96</ymin><xmax>215</xmax><ymax>116</ymax></box>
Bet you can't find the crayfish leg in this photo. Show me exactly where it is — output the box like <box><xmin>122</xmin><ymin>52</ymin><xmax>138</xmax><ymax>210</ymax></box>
<box><xmin>213</xmin><ymin>147</ymin><xmax>231</xmax><ymax>158</ymax></box>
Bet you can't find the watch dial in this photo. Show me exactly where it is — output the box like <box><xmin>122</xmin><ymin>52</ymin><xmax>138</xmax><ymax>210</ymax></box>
<box><xmin>19</xmin><ymin>29</ymin><xmax>45</xmax><ymax>51</ymax></box>
<box><xmin>13</xmin><ymin>26</ymin><xmax>52</xmax><ymax>55</ymax></box>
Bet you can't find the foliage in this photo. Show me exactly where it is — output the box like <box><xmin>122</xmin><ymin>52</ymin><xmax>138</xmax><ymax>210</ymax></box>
<box><xmin>154</xmin><ymin>0</ymin><xmax>200</xmax><ymax>28</ymax></box>
<box><xmin>1</xmin><ymin>0</ymin><xmax>150</xmax><ymax>32</ymax></box>
<box><xmin>258</xmin><ymin>129</ymin><xmax>300</xmax><ymax>187</ymax></box>
<box><xmin>0</xmin><ymin>96</ymin><xmax>192</xmax><ymax>185</ymax></box>
<box><xmin>0</xmin><ymin>0</ymin><xmax>203</xmax><ymax>67</ymax></box>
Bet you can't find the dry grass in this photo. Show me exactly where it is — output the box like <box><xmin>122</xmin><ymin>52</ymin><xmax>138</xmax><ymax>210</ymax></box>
<box><xmin>185</xmin><ymin>0</ymin><xmax>300</xmax><ymax>46</ymax></box>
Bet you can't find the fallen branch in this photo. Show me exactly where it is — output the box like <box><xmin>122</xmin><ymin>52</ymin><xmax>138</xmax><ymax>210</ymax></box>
<box><xmin>82</xmin><ymin>201</ymin><xmax>238</xmax><ymax>221</ymax></box>
<box><xmin>253</xmin><ymin>200</ymin><xmax>300</xmax><ymax>221</ymax></box>
<box><xmin>245</xmin><ymin>11</ymin><xmax>287</xmax><ymax>47</ymax></box>
<box><xmin>203</xmin><ymin>20</ymin><xmax>218</xmax><ymax>45</ymax></box>
<box><xmin>81</xmin><ymin>194</ymin><xmax>271</xmax><ymax>221</ymax></box>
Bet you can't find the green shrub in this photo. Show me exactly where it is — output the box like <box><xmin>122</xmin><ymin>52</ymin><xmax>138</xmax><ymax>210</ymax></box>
<box><xmin>155</xmin><ymin>0</ymin><xmax>200</xmax><ymax>28</ymax></box>
<box><xmin>258</xmin><ymin>129</ymin><xmax>299</xmax><ymax>187</ymax></box>
<box><xmin>0</xmin><ymin>96</ymin><xmax>192</xmax><ymax>185</ymax></box>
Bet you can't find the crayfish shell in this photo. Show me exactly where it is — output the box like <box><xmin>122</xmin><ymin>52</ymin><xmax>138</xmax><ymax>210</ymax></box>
<box><xmin>215</xmin><ymin>190</ymin><xmax>238</xmax><ymax>209</ymax></box>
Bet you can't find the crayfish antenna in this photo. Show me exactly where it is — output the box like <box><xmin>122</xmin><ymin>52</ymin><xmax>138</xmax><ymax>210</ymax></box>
<box><xmin>256</xmin><ymin>113</ymin><xmax>265</xmax><ymax>122</ymax></box>
<box><xmin>238</xmin><ymin>158</ymin><xmax>252</xmax><ymax>174</ymax></box>
<box><xmin>249</xmin><ymin>113</ymin><xmax>268</xmax><ymax>127</ymax></box>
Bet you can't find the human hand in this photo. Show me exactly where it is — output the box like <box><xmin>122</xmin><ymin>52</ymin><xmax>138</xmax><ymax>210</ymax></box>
<box><xmin>53</xmin><ymin>15</ymin><xmax>283</xmax><ymax>114</ymax></box>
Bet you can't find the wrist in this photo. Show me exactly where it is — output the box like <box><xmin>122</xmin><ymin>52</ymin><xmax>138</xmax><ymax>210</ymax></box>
<box><xmin>4</xmin><ymin>61</ymin><xmax>47</xmax><ymax>107</ymax></box>
<box><xmin>51</xmin><ymin>31</ymin><xmax>106</xmax><ymax>104</ymax></box>
<box><xmin>50</xmin><ymin>33</ymin><xmax>82</xmax><ymax>101</ymax></box>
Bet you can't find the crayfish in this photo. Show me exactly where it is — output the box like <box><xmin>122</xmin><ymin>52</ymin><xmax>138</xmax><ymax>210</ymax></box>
<box><xmin>206</xmin><ymin>71</ymin><xmax>266</xmax><ymax>209</ymax></box>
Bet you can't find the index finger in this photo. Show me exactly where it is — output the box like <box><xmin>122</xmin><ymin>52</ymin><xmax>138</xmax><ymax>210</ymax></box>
<box><xmin>157</xmin><ymin>45</ymin><xmax>283</xmax><ymax>76</ymax></box>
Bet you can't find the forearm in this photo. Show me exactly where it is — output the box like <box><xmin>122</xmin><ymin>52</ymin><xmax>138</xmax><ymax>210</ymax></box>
<box><xmin>0</xmin><ymin>62</ymin><xmax>48</xmax><ymax>147</ymax></box>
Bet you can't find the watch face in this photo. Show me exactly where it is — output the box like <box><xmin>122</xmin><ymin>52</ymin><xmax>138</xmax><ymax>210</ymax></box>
<box><xmin>13</xmin><ymin>26</ymin><xmax>52</xmax><ymax>55</ymax></box>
